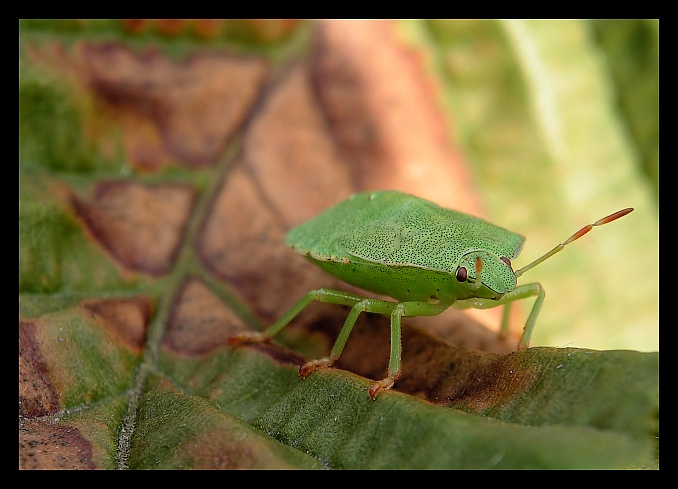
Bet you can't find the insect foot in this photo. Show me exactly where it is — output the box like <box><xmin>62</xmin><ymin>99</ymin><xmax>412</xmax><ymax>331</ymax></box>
<box><xmin>299</xmin><ymin>357</ymin><xmax>337</xmax><ymax>378</ymax></box>
<box><xmin>227</xmin><ymin>331</ymin><xmax>270</xmax><ymax>346</ymax></box>
<box><xmin>368</xmin><ymin>376</ymin><xmax>397</xmax><ymax>399</ymax></box>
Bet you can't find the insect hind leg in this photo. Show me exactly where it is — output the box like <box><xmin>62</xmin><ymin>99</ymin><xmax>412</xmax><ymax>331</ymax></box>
<box><xmin>228</xmin><ymin>288</ymin><xmax>397</xmax><ymax>378</ymax></box>
<box><xmin>228</xmin><ymin>288</ymin><xmax>370</xmax><ymax>346</ymax></box>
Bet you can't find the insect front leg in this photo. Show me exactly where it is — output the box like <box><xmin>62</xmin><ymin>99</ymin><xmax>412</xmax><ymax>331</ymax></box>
<box><xmin>497</xmin><ymin>283</ymin><xmax>545</xmax><ymax>349</ymax></box>
<box><xmin>458</xmin><ymin>283</ymin><xmax>545</xmax><ymax>350</ymax></box>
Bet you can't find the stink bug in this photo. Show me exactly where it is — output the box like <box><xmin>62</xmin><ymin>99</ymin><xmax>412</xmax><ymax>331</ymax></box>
<box><xmin>229</xmin><ymin>191</ymin><xmax>633</xmax><ymax>398</ymax></box>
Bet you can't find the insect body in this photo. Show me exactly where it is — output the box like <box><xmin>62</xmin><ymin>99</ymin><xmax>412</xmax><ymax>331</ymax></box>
<box><xmin>229</xmin><ymin>191</ymin><xmax>633</xmax><ymax>398</ymax></box>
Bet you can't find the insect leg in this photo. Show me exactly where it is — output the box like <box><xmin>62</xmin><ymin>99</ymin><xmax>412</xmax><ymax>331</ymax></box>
<box><xmin>467</xmin><ymin>283</ymin><xmax>545</xmax><ymax>350</ymax></box>
<box><xmin>301</xmin><ymin>297</ymin><xmax>396</xmax><ymax>379</ymax></box>
<box><xmin>500</xmin><ymin>283</ymin><xmax>544</xmax><ymax>349</ymax></box>
<box><xmin>369</xmin><ymin>301</ymin><xmax>449</xmax><ymax>398</ymax></box>
<box><xmin>488</xmin><ymin>283</ymin><xmax>546</xmax><ymax>350</ymax></box>
<box><xmin>228</xmin><ymin>288</ymin><xmax>369</xmax><ymax>346</ymax></box>
<box><xmin>499</xmin><ymin>303</ymin><xmax>512</xmax><ymax>339</ymax></box>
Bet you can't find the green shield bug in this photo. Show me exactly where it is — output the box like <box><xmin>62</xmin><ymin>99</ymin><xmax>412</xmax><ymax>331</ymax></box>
<box><xmin>229</xmin><ymin>190</ymin><xmax>633</xmax><ymax>398</ymax></box>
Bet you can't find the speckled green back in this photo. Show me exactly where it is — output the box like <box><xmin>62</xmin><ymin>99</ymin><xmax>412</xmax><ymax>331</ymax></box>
<box><xmin>287</xmin><ymin>191</ymin><xmax>525</xmax><ymax>297</ymax></box>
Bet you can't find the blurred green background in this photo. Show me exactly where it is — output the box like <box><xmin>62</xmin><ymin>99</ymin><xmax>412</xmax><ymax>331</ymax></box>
<box><xmin>417</xmin><ymin>19</ymin><xmax>658</xmax><ymax>351</ymax></box>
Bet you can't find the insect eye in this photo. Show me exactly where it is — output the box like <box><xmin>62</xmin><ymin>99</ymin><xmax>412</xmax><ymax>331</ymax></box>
<box><xmin>456</xmin><ymin>266</ymin><xmax>468</xmax><ymax>282</ymax></box>
<box><xmin>500</xmin><ymin>257</ymin><xmax>512</xmax><ymax>268</ymax></box>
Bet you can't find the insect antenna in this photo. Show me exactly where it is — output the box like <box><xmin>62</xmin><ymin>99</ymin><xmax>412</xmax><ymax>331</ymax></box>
<box><xmin>514</xmin><ymin>208</ymin><xmax>634</xmax><ymax>278</ymax></box>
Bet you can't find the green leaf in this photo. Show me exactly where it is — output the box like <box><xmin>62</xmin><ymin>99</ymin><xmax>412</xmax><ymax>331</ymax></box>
<box><xmin>158</xmin><ymin>343</ymin><xmax>656</xmax><ymax>469</ymax></box>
